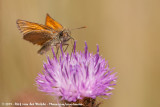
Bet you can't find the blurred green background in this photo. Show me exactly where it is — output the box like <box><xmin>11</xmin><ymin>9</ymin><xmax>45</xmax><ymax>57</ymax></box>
<box><xmin>0</xmin><ymin>0</ymin><xmax>160</xmax><ymax>107</ymax></box>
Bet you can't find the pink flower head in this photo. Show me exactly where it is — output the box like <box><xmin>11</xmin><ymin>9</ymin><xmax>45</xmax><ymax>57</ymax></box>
<box><xmin>36</xmin><ymin>41</ymin><xmax>117</xmax><ymax>102</ymax></box>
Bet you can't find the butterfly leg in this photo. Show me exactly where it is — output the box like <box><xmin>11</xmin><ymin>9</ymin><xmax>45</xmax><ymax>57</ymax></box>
<box><xmin>63</xmin><ymin>44</ymin><xmax>69</xmax><ymax>52</ymax></box>
<box><xmin>70</xmin><ymin>37</ymin><xmax>75</xmax><ymax>53</ymax></box>
<box><xmin>56</xmin><ymin>45</ymin><xmax>60</xmax><ymax>57</ymax></box>
<box><xmin>72</xmin><ymin>44</ymin><xmax>75</xmax><ymax>53</ymax></box>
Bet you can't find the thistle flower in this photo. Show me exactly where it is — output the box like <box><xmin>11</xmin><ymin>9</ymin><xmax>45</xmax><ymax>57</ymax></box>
<box><xmin>36</xmin><ymin>42</ymin><xmax>117</xmax><ymax>106</ymax></box>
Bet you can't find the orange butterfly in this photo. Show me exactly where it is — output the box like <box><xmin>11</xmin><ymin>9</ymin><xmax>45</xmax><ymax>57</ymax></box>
<box><xmin>17</xmin><ymin>14</ymin><xmax>76</xmax><ymax>55</ymax></box>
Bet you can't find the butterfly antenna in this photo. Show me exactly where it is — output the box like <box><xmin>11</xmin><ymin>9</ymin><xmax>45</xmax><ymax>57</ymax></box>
<box><xmin>70</xmin><ymin>26</ymin><xmax>87</xmax><ymax>30</ymax></box>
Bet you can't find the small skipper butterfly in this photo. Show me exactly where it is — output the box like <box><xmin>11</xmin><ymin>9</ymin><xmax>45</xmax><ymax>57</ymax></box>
<box><xmin>17</xmin><ymin>14</ymin><xmax>85</xmax><ymax>55</ymax></box>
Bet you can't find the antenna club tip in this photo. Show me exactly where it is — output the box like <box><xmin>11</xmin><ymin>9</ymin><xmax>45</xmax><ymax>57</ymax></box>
<box><xmin>78</xmin><ymin>26</ymin><xmax>87</xmax><ymax>29</ymax></box>
<box><xmin>82</xmin><ymin>26</ymin><xmax>87</xmax><ymax>28</ymax></box>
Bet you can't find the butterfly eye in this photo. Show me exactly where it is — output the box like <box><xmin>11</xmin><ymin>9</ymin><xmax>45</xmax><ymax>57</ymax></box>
<box><xmin>59</xmin><ymin>31</ymin><xmax>63</xmax><ymax>37</ymax></box>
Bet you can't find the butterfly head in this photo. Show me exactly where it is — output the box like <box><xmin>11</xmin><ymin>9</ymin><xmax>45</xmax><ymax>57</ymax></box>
<box><xmin>59</xmin><ymin>29</ymin><xmax>73</xmax><ymax>43</ymax></box>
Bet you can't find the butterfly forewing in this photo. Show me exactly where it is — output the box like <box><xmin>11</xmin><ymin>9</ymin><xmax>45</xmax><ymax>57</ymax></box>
<box><xmin>17</xmin><ymin>19</ymin><xmax>57</xmax><ymax>45</ymax></box>
<box><xmin>45</xmin><ymin>14</ymin><xmax>63</xmax><ymax>31</ymax></box>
